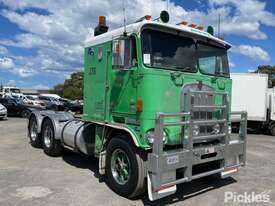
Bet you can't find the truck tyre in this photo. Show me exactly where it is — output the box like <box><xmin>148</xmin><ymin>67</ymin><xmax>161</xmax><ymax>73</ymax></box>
<box><xmin>28</xmin><ymin>115</ymin><xmax>42</xmax><ymax>148</ymax></box>
<box><xmin>41</xmin><ymin>119</ymin><xmax>62</xmax><ymax>156</ymax></box>
<box><xmin>106</xmin><ymin>136</ymin><xmax>146</xmax><ymax>199</ymax></box>
<box><xmin>21</xmin><ymin>109</ymin><xmax>31</xmax><ymax>118</ymax></box>
<box><xmin>269</xmin><ymin>123</ymin><xmax>275</xmax><ymax>136</ymax></box>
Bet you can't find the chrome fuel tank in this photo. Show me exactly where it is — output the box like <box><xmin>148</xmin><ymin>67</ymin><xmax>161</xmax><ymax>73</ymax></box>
<box><xmin>62</xmin><ymin>119</ymin><xmax>95</xmax><ymax>155</ymax></box>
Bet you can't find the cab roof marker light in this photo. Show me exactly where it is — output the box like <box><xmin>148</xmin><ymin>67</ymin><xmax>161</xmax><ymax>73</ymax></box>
<box><xmin>176</xmin><ymin>21</ymin><xmax>188</xmax><ymax>26</ymax></box>
<box><xmin>189</xmin><ymin>23</ymin><xmax>197</xmax><ymax>28</ymax></box>
<box><xmin>197</xmin><ymin>26</ymin><xmax>204</xmax><ymax>31</ymax></box>
<box><xmin>135</xmin><ymin>15</ymin><xmax>152</xmax><ymax>23</ymax></box>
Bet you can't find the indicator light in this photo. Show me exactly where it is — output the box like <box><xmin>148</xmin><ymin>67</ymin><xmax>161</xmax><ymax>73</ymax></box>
<box><xmin>137</xmin><ymin>97</ymin><xmax>143</xmax><ymax>113</ymax></box>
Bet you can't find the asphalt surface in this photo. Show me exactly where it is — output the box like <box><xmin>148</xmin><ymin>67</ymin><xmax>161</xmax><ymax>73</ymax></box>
<box><xmin>0</xmin><ymin>117</ymin><xmax>274</xmax><ymax>206</ymax></box>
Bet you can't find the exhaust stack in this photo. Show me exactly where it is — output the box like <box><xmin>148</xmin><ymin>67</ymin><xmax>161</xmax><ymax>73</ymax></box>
<box><xmin>94</xmin><ymin>16</ymin><xmax>109</xmax><ymax>36</ymax></box>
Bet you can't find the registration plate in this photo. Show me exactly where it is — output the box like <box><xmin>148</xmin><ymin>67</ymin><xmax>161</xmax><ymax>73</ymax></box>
<box><xmin>167</xmin><ymin>155</ymin><xmax>179</xmax><ymax>165</ymax></box>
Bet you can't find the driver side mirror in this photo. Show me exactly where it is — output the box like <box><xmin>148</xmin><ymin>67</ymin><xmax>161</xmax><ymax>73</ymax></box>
<box><xmin>112</xmin><ymin>38</ymin><xmax>134</xmax><ymax>70</ymax></box>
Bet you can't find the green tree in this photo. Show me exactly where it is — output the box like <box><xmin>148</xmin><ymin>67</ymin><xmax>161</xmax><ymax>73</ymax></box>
<box><xmin>51</xmin><ymin>83</ymin><xmax>64</xmax><ymax>97</ymax></box>
<box><xmin>254</xmin><ymin>65</ymin><xmax>275</xmax><ymax>87</ymax></box>
<box><xmin>51</xmin><ymin>71</ymin><xmax>83</xmax><ymax>100</ymax></box>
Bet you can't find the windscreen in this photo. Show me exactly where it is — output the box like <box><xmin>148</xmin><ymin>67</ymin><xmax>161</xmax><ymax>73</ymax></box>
<box><xmin>197</xmin><ymin>42</ymin><xmax>229</xmax><ymax>77</ymax></box>
<box><xmin>141</xmin><ymin>29</ymin><xmax>197</xmax><ymax>72</ymax></box>
<box><xmin>141</xmin><ymin>29</ymin><xmax>230</xmax><ymax>77</ymax></box>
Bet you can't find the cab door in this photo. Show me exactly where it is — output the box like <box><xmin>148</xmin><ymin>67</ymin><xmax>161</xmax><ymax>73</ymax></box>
<box><xmin>84</xmin><ymin>42</ymin><xmax>111</xmax><ymax>122</ymax></box>
<box><xmin>110</xmin><ymin>36</ymin><xmax>138</xmax><ymax>118</ymax></box>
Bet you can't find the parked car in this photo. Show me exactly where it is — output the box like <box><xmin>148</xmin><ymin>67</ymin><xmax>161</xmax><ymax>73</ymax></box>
<box><xmin>0</xmin><ymin>103</ymin><xmax>7</xmax><ymax>119</ymax></box>
<box><xmin>0</xmin><ymin>98</ymin><xmax>32</xmax><ymax>118</ymax></box>
<box><xmin>38</xmin><ymin>96</ymin><xmax>64</xmax><ymax>111</ymax></box>
<box><xmin>60</xmin><ymin>98</ymin><xmax>83</xmax><ymax>113</ymax></box>
<box><xmin>39</xmin><ymin>93</ymin><xmax>61</xmax><ymax>99</ymax></box>
<box><xmin>23</xmin><ymin>95</ymin><xmax>46</xmax><ymax>108</ymax></box>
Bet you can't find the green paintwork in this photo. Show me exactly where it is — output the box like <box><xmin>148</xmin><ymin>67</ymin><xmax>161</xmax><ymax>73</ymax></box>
<box><xmin>84</xmin><ymin>31</ymin><xmax>232</xmax><ymax>152</ymax></box>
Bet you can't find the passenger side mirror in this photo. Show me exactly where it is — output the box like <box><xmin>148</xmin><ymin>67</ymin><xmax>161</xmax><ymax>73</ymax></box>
<box><xmin>112</xmin><ymin>38</ymin><xmax>134</xmax><ymax>70</ymax></box>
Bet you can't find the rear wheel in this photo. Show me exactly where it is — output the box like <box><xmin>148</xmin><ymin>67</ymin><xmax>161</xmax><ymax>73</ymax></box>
<box><xmin>106</xmin><ymin>136</ymin><xmax>146</xmax><ymax>199</ymax></box>
<box><xmin>28</xmin><ymin>115</ymin><xmax>41</xmax><ymax>148</ymax></box>
<box><xmin>41</xmin><ymin>119</ymin><xmax>62</xmax><ymax>156</ymax></box>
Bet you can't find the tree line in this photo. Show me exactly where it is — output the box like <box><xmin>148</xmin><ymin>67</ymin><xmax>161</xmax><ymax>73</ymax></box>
<box><xmin>51</xmin><ymin>72</ymin><xmax>83</xmax><ymax>100</ymax></box>
<box><xmin>254</xmin><ymin>65</ymin><xmax>275</xmax><ymax>87</ymax></box>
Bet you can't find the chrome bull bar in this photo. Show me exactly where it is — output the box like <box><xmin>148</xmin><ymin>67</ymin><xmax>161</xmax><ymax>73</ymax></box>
<box><xmin>147</xmin><ymin>91</ymin><xmax>247</xmax><ymax>201</ymax></box>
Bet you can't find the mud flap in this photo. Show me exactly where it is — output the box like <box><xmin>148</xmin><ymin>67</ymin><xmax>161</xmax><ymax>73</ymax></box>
<box><xmin>147</xmin><ymin>173</ymin><xmax>177</xmax><ymax>201</ymax></box>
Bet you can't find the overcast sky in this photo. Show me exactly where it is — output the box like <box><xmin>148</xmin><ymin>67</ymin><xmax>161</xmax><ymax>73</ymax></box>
<box><xmin>0</xmin><ymin>0</ymin><xmax>275</xmax><ymax>89</ymax></box>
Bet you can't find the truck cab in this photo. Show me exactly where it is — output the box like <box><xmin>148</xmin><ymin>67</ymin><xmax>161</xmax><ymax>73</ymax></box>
<box><xmin>27</xmin><ymin>13</ymin><xmax>247</xmax><ymax>201</ymax></box>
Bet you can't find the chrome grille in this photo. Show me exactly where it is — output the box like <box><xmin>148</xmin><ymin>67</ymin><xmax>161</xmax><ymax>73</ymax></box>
<box><xmin>181</xmin><ymin>83</ymin><xmax>227</xmax><ymax>144</ymax></box>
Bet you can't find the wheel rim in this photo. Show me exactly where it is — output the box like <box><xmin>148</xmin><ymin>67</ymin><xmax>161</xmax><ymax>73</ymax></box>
<box><xmin>111</xmin><ymin>149</ymin><xmax>131</xmax><ymax>185</ymax></box>
<box><xmin>43</xmin><ymin>126</ymin><xmax>53</xmax><ymax>148</ymax></box>
<box><xmin>30</xmin><ymin>120</ymin><xmax>38</xmax><ymax>141</ymax></box>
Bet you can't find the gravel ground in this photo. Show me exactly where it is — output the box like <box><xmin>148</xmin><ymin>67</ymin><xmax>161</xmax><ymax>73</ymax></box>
<box><xmin>0</xmin><ymin>117</ymin><xmax>274</xmax><ymax>206</ymax></box>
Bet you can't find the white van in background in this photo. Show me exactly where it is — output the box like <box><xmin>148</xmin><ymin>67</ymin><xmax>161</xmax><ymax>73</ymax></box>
<box><xmin>1</xmin><ymin>87</ymin><xmax>24</xmax><ymax>99</ymax></box>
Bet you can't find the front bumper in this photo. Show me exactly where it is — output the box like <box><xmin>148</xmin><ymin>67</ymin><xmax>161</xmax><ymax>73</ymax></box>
<box><xmin>147</xmin><ymin>91</ymin><xmax>247</xmax><ymax>201</ymax></box>
<box><xmin>0</xmin><ymin>110</ymin><xmax>7</xmax><ymax>118</ymax></box>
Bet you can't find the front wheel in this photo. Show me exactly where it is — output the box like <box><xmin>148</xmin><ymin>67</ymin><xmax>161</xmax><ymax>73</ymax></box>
<box><xmin>106</xmin><ymin>136</ymin><xmax>146</xmax><ymax>199</ymax></box>
<box><xmin>41</xmin><ymin>119</ymin><xmax>62</xmax><ymax>156</ymax></box>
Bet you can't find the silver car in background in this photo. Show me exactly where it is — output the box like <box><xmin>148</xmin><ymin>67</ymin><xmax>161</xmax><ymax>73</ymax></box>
<box><xmin>0</xmin><ymin>103</ymin><xmax>7</xmax><ymax>119</ymax></box>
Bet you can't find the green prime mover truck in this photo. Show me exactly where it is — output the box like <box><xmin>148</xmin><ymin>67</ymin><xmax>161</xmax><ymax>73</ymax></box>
<box><xmin>27</xmin><ymin>12</ymin><xmax>247</xmax><ymax>201</ymax></box>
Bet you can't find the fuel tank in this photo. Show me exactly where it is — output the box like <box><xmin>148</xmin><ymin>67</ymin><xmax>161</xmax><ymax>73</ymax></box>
<box><xmin>62</xmin><ymin>119</ymin><xmax>95</xmax><ymax>155</ymax></box>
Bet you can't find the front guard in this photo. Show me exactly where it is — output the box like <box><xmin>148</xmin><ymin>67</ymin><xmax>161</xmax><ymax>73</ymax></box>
<box><xmin>147</xmin><ymin>91</ymin><xmax>247</xmax><ymax>201</ymax></box>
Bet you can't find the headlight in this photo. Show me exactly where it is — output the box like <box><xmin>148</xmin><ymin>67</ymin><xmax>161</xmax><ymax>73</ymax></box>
<box><xmin>146</xmin><ymin>130</ymin><xmax>167</xmax><ymax>144</ymax></box>
<box><xmin>193</xmin><ymin>125</ymin><xmax>200</xmax><ymax>136</ymax></box>
<box><xmin>213</xmin><ymin>123</ymin><xmax>220</xmax><ymax>134</ymax></box>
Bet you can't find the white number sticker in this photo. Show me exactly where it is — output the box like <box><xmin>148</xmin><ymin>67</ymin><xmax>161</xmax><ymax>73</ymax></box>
<box><xmin>143</xmin><ymin>54</ymin><xmax>151</xmax><ymax>64</ymax></box>
<box><xmin>167</xmin><ymin>155</ymin><xmax>179</xmax><ymax>165</ymax></box>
